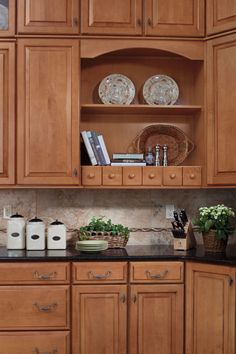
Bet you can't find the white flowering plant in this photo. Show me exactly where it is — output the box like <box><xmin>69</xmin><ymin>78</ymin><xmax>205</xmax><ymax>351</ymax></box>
<box><xmin>194</xmin><ymin>204</ymin><xmax>235</xmax><ymax>240</ymax></box>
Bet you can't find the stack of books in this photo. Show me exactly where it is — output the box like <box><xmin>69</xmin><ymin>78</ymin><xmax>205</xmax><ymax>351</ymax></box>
<box><xmin>111</xmin><ymin>153</ymin><xmax>146</xmax><ymax>166</ymax></box>
<box><xmin>81</xmin><ymin>131</ymin><xmax>110</xmax><ymax>166</ymax></box>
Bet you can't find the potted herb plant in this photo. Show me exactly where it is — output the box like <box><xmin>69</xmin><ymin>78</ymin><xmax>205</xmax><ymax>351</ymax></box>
<box><xmin>194</xmin><ymin>204</ymin><xmax>235</xmax><ymax>252</ymax></box>
<box><xmin>79</xmin><ymin>217</ymin><xmax>130</xmax><ymax>248</ymax></box>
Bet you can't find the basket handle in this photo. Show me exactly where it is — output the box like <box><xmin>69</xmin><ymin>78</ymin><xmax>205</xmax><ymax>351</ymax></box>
<box><xmin>187</xmin><ymin>139</ymin><xmax>195</xmax><ymax>154</ymax></box>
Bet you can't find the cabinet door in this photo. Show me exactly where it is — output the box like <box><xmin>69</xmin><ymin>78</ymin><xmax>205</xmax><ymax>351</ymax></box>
<box><xmin>0</xmin><ymin>0</ymin><xmax>15</xmax><ymax>36</ymax></box>
<box><xmin>207</xmin><ymin>34</ymin><xmax>236</xmax><ymax>185</ymax></box>
<box><xmin>17</xmin><ymin>39</ymin><xmax>80</xmax><ymax>185</ymax></box>
<box><xmin>17</xmin><ymin>0</ymin><xmax>79</xmax><ymax>34</ymax></box>
<box><xmin>207</xmin><ymin>0</ymin><xmax>236</xmax><ymax>35</ymax></box>
<box><xmin>72</xmin><ymin>285</ymin><xmax>127</xmax><ymax>354</ymax></box>
<box><xmin>129</xmin><ymin>284</ymin><xmax>184</xmax><ymax>354</ymax></box>
<box><xmin>0</xmin><ymin>42</ymin><xmax>14</xmax><ymax>184</ymax></box>
<box><xmin>186</xmin><ymin>262</ymin><xmax>235</xmax><ymax>354</ymax></box>
<box><xmin>145</xmin><ymin>0</ymin><xmax>205</xmax><ymax>37</ymax></box>
<box><xmin>81</xmin><ymin>0</ymin><xmax>142</xmax><ymax>36</ymax></box>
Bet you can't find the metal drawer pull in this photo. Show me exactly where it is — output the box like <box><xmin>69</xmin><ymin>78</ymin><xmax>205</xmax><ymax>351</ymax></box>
<box><xmin>228</xmin><ymin>276</ymin><xmax>234</xmax><ymax>286</ymax></box>
<box><xmin>88</xmin><ymin>270</ymin><xmax>112</xmax><ymax>280</ymax></box>
<box><xmin>33</xmin><ymin>271</ymin><xmax>57</xmax><ymax>280</ymax></box>
<box><xmin>132</xmin><ymin>295</ymin><xmax>137</xmax><ymax>303</ymax></box>
<box><xmin>33</xmin><ymin>302</ymin><xmax>58</xmax><ymax>312</ymax></box>
<box><xmin>145</xmin><ymin>270</ymin><xmax>169</xmax><ymax>279</ymax></box>
<box><xmin>33</xmin><ymin>348</ymin><xmax>58</xmax><ymax>354</ymax></box>
<box><xmin>120</xmin><ymin>294</ymin><xmax>126</xmax><ymax>303</ymax></box>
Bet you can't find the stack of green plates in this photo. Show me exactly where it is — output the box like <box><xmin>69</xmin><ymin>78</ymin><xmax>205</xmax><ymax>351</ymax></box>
<box><xmin>75</xmin><ymin>240</ymin><xmax>108</xmax><ymax>253</ymax></box>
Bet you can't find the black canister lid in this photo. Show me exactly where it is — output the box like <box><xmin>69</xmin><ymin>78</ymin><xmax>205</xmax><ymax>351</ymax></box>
<box><xmin>50</xmin><ymin>219</ymin><xmax>64</xmax><ymax>225</ymax></box>
<box><xmin>10</xmin><ymin>212</ymin><xmax>24</xmax><ymax>218</ymax></box>
<box><xmin>29</xmin><ymin>216</ymin><xmax>43</xmax><ymax>223</ymax></box>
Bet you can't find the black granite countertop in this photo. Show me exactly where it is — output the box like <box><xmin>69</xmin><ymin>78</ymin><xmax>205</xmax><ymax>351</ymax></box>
<box><xmin>1</xmin><ymin>245</ymin><xmax>236</xmax><ymax>266</ymax></box>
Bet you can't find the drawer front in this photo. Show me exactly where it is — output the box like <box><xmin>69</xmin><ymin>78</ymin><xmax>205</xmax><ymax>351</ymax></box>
<box><xmin>163</xmin><ymin>167</ymin><xmax>183</xmax><ymax>186</ymax></box>
<box><xmin>130</xmin><ymin>262</ymin><xmax>184</xmax><ymax>283</ymax></box>
<box><xmin>123</xmin><ymin>167</ymin><xmax>142</xmax><ymax>185</ymax></box>
<box><xmin>0</xmin><ymin>331</ymin><xmax>70</xmax><ymax>354</ymax></box>
<box><xmin>0</xmin><ymin>262</ymin><xmax>70</xmax><ymax>284</ymax></box>
<box><xmin>73</xmin><ymin>262</ymin><xmax>128</xmax><ymax>283</ymax></box>
<box><xmin>103</xmin><ymin>166</ymin><xmax>122</xmax><ymax>185</ymax></box>
<box><xmin>0</xmin><ymin>286</ymin><xmax>69</xmax><ymax>329</ymax></box>
<box><xmin>82</xmin><ymin>166</ymin><xmax>102</xmax><ymax>186</ymax></box>
<box><xmin>183</xmin><ymin>166</ymin><xmax>202</xmax><ymax>186</ymax></box>
<box><xmin>143</xmin><ymin>166</ymin><xmax>162</xmax><ymax>186</ymax></box>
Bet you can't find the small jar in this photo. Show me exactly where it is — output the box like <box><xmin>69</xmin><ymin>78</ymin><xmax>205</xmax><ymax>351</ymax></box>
<box><xmin>26</xmin><ymin>217</ymin><xmax>45</xmax><ymax>250</ymax></box>
<box><xmin>47</xmin><ymin>220</ymin><xmax>67</xmax><ymax>250</ymax></box>
<box><xmin>7</xmin><ymin>213</ymin><xmax>26</xmax><ymax>250</ymax></box>
<box><xmin>145</xmin><ymin>146</ymin><xmax>154</xmax><ymax>166</ymax></box>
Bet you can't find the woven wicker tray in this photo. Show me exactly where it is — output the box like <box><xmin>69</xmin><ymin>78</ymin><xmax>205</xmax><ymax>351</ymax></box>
<box><xmin>130</xmin><ymin>124</ymin><xmax>194</xmax><ymax>166</ymax></box>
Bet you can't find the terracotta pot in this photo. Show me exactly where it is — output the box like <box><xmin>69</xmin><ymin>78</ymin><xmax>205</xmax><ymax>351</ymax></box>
<box><xmin>202</xmin><ymin>229</ymin><xmax>228</xmax><ymax>253</ymax></box>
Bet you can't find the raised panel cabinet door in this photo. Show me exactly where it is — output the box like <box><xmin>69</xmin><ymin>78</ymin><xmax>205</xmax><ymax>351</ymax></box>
<box><xmin>17</xmin><ymin>0</ymin><xmax>79</xmax><ymax>34</ymax></box>
<box><xmin>0</xmin><ymin>0</ymin><xmax>15</xmax><ymax>36</ymax></box>
<box><xmin>17</xmin><ymin>39</ymin><xmax>80</xmax><ymax>185</ymax></box>
<box><xmin>0</xmin><ymin>42</ymin><xmax>14</xmax><ymax>184</ymax></box>
<box><xmin>145</xmin><ymin>0</ymin><xmax>205</xmax><ymax>37</ymax></box>
<box><xmin>207</xmin><ymin>34</ymin><xmax>236</xmax><ymax>185</ymax></box>
<box><xmin>81</xmin><ymin>0</ymin><xmax>143</xmax><ymax>35</ymax></box>
<box><xmin>72</xmin><ymin>285</ymin><xmax>127</xmax><ymax>354</ymax></box>
<box><xmin>207</xmin><ymin>0</ymin><xmax>236</xmax><ymax>35</ymax></box>
<box><xmin>185</xmin><ymin>262</ymin><xmax>235</xmax><ymax>354</ymax></box>
<box><xmin>129</xmin><ymin>284</ymin><xmax>184</xmax><ymax>354</ymax></box>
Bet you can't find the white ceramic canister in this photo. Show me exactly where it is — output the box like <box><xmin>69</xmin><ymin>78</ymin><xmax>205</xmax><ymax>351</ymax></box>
<box><xmin>26</xmin><ymin>217</ymin><xmax>45</xmax><ymax>250</ymax></box>
<box><xmin>47</xmin><ymin>220</ymin><xmax>67</xmax><ymax>249</ymax></box>
<box><xmin>7</xmin><ymin>213</ymin><xmax>26</xmax><ymax>249</ymax></box>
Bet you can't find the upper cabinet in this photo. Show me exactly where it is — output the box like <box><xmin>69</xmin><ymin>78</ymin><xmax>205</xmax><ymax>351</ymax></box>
<box><xmin>81</xmin><ymin>0</ymin><xmax>205</xmax><ymax>37</ymax></box>
<box><xmin>207</xmin><ymin>0</ymin><xmax>236</xmax><ymax>35</ymax></box>
<box><xmin>0</xmin><ymin>0</ymin><xmax>15</xmax><ymax>36</ymax></box>
<box><xmin>17</xmin><ymin>0</ymin><xmax>79</xmax><ymax>34</ymax></box>
<box><xmin>17</xmin><ymin>39</ymin><xmax>80</xmax><ymax>185</ymax></box>
<box><xmin>0</xmin><ymin>42</ymin><xmax>15</xmax><ymax>184</ymax></box>
<box><xmin>207</xmin><ymin>33</ymin><xmax>236</xmax><ymax>185</ymax></box>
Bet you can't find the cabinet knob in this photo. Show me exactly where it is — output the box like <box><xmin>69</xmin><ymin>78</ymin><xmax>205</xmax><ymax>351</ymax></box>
<box><xmin>147</xmin><ymin>18</ymin><xmax>152</xmax><ymax>26</ymax></box>
<box><xmin>120</xmin><ymin>294</ymin><xmax>126</xmax><ymax>303</ymax></box>
<box><xmin>149</xmin><ymin>173</ymin><xmax>155</xmax><ymax>179</ymax></box>
<box><xmin>128</xmin><ymin>173</ymin><xmax>135</xmax><ymax>179</ymax></box>
<box><xmin>137</xmin><ymin>18</ymin><xmax>142</xmax><ymax>26</ymax></box>
<box><xmin>228</xmin><ymin>276</ymin><xmax>234</xmax><ymax>286</ymax></box>
<box><xmin>190</xmin><ymin>173</ymin><xmax>195</xmax><ymax>179</ymax></box>
<box><xmin>73</xmin><ymin>168</ymin><xmax>78</xmax><ymax>177</ymax></box>
<box><xmin>170</xmin><ymin>173</ymin><xmax>176</xmax><ymax>179</ymax></box>
<box><xmin>88</xmin><ymin>173</ymin><xmax>95</xmax><ymax>179</ymax></box>
<box><xmin>108</xmin><ymin>173</ymin><xmax>115</xmax><ymax>179</ymax></box>
<box><xmin>73</xmin><ymin>17</ymin><xmax>79</xmax><ymax>26</ymax></box>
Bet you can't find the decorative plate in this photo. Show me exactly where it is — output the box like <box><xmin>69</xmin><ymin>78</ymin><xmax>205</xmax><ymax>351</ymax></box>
<box><xmin>98</xmin><ymin>74</ymin><xmax>135</xmax><ymax>105</ymax></box>
<box><xmin>130</xmin><ymin>124</ymin><xmax>194</xmax><ymax>166</ymax></box>
<box><xmin>143</xmin><ymin>75</ymin><xmax>179</xmax><ymax>105</ymax></box>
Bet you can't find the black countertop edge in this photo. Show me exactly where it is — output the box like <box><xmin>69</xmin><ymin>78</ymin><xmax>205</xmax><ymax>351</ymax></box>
<box><xmin>1</xmin><ymin>245</ymin><xmax>236</xmax><ymax>266</ymax></box>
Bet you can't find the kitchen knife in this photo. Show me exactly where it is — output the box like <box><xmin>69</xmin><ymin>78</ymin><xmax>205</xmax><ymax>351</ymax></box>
<box><xmin>180</xmin><ymin>209</ymin><xmax>188</xmax><ymax>223</ymax></box>
<box><xmin>173</xmin><ymin>211</ymin><xmax>180</xmax><ymax>223</ymax></box>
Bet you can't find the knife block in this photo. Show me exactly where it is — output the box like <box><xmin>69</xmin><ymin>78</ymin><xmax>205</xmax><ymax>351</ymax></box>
<box><xmin>173</xmin><ymin>221</ymin><xmax>196</xmax><ymax>251</ymax></box>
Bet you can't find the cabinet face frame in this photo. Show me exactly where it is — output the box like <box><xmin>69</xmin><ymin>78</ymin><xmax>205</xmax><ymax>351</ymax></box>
<box><xmin>17</xmin><ymin>0</ymin><xmax>79</xmax><ymax>34</ymax></box>
<box><xmin>17</xmin><ymin>38</ymin><xmax>80</xmax><ymax>185</ymax></box>
<box><xmin>207</xmin><ymin>0</ymin><xmax>236</xmax><ymax>35</ymax></box>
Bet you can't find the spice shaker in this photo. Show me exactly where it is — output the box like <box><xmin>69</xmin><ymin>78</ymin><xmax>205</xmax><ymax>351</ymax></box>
<box><xmin>7</xmin><ymin>213</ymin><xmax>26</xmax><ymax>250</ymax></box>
<box><xmin>47</xmin><ymin>219</ymin><xmax>67</xmax><ymax>250</ymax></box>
<box><xmin>26</xmin><ymin>217</ymin><xmax>45</xmax><ymax>250</ymax></box>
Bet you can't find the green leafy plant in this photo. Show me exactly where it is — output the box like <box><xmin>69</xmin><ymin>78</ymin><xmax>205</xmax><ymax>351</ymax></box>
<box><xmin>194</xmin><ymin>204</ymin><xmax>235</xmax><ymax>240</ymax></box>
<box><xmin>79</xmin><ymin>217</ymin><xmax>130</xmax><ymax>240</ymax></box>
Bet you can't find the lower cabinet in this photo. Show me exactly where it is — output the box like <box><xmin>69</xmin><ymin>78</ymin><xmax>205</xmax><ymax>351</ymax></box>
<box><xmin>186</xmin><ymin>262</ymin><xmax>235</xmax><ymax>354</ymax></box>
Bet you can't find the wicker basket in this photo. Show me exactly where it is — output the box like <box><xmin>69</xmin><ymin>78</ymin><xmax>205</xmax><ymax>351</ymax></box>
<box><xmin>202</xmin><ymin>230</ymin><xmax>228</xmax><ymax>253</ymax></box>
<box><xmin>78</xmin><ymin>231</ymin><xmax>129</xmax><ymax>248</ymax></box>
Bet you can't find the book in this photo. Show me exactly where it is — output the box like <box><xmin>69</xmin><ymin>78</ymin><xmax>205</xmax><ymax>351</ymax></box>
<box><xmin>81</xmin><ymin>131</ymin><xmax>97</xmax><ymax>166</ymax></box>
<box><xmin>91</xmin><ymin>131</ymin><xmax>107</xmax><ymax>165</ymax></box>
<box><xmin>86</xmin><ymin>131</ymin><xmax>102</xmax><ymax>165</ymax></box>
<box><xmin>98</xmin><ymin>135</ymin><xmax>111</xmax><ymax>165</ymax></box>
<box><xmin>112</xmin><ymin>153</ymin><xmax>144</xmax><ymax>160</ymax></box>
<box><xmin>111</xmin><ymin>159</ymin><xmax>144</xmax><ymax>163</ymax></box>
<box><xmin>111</xmin><ymin>162</ymin><xmax>146</xmax><ymax>166</ymax></box>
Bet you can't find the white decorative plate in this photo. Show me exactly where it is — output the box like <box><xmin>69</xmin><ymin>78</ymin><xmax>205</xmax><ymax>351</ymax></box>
<box><xmin>98</xmin><ymin>74</ymin><xmax>135</xmax><ymax>105</ymax></box>
<box><xmin>143</xmin><ymin>75</ymin><xmax>179</xmax><ymax>105</ymax></box>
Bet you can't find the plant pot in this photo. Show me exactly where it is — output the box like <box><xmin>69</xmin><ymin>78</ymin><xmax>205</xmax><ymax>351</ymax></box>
<box><xmin>202</xmin><ymin>230</ymin><xmax>228</xmax><ymax>253</ymax></box>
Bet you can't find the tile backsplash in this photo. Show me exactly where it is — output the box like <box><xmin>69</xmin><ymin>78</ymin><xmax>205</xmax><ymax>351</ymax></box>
<box><xmin>0</xmin><ymin>189</ymin><xmax>236</xmax><ymax>246</ymax></box>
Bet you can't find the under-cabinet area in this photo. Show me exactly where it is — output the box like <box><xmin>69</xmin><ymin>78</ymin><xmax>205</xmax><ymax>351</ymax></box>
<box><xmin>0</xmin><ymin>257</ymin><xmax>235</xmax><ymax>354</ymax></box>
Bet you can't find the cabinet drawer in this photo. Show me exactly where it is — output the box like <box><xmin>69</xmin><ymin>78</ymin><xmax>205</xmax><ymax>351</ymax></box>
<box><xmin>73</xmin><ymin>262</ymin><xmax>128</xmax><ymax>283</ymax></box>
<box><xmin>183</xmin><ymin>166</ymin><xmax>202</xmax><ymax>186</ymax></box>
<box><xmin>0</xmin><ymin>286</ymin><xmax>69</xmax><ymax>330</ymax></box>
<box><xmin>103</xmin><ymin>166</ymin><xmax>122</xmax><ymax>185</ymax></box>
<box><xmin>143</xmin><ymin>166</ymin><xmax>162</xmax><ymax>186</ymax></box>
<box><xmin>123</xmin><ymin>167</ymin><xmax>142</xmax><ymax>185</ymax></box>
<box><xmin>130</xmin><ymin>262</ymin><xmax>184</xmax><ymax>283</ymax></box>
<box><xmin>163</xmin><ymin>167</ymin><xmax>183</xmax><ymax>186</ymax></box>
<box><xmin>0</xmin><ymin>331</ymin><xmax>70</xmax><ymax>354</ymax></box>
<box><xmin>0</xmin><ymin>262</ymin><xmax>70</xmax><ymax>284</ymax></box>
<box><xmin>82</xmin><ymin>166</ymin><xmax>102</xmax><ymax>186</ymax></box>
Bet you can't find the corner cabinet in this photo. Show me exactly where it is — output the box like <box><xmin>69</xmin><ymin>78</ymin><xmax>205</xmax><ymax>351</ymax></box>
<box><xmin>17</xmin><ymin>39</ymin><xmax>80</xmax><ymax>185</ymax></box>
<box><xmin>81</xmin><ymin>0</ymin><xmax>205</xmax><ymax>37</ymax></box>
<box><xmin>207</xmin><ymin>33</ymin><xmax>236</xmax><ymax>185</ymax></box>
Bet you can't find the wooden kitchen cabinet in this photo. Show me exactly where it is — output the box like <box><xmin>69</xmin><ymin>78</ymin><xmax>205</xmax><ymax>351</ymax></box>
<box><xmin>129</xmin><ymin>284</ymin><xmax>184</xmax><ymax>354</ymax></box>
<box><xmin>0</xmin><ymin>0</ymin><xmax>15</xmax><ymax>36</ymax></box>
<box><xmin>0</xmin><ymin>42</ymin><xmax>15</xmax><ymax>185</ymax></box>
<box><xmin>186</xmin><ymin>262</ymin><xmax>235</xmax><ymax>354</ymax></box>
<box><xmin>17</xmin><ymin>39</ymin><xmax>80</xmax><ymax>185</ymax></box>
<box><xmin>207</xmin><ymin>33</ymin><xmax>236</xmax><ymax>185</ymax></box>
<box><xmin>81</xmin><ymin>0</ymin><xmax>204</xmax><ymax>37</ymax></box>
<box><xmin>17</xmin><ymin>0</ymin><xmax>79</xmax><ymax>34</ymax></box>
<box><xmin>207</xmin><ymin>0</ymin><xmax>236</xmax><ymax>35</ymax></box>
<box><xmin>72</xmin><ymin>285</ymin><xmax>127</xmax><ymax>354</ymax></box>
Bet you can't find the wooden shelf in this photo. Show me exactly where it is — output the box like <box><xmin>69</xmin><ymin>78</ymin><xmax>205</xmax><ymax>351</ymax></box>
<box><xmin>81</xmin><ymin>104</ymin><xmax>202</xmax><ymax>115</ymax></box>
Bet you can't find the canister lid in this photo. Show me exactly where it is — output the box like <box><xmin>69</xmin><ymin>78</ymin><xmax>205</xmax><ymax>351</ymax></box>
<box><xmin>50</xmin><ymin>219</ymin><xmax>64</xmax><ymax>225</ymax></box>
<box><xmin>10</xmin><ymin>212</ymin><xmax>24</xmax><ymax>218</ymax></box>
<box><xmin>29</xmin><ymin>216</ymin><xmax>43</xmax><ymax>223</ymax></box>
